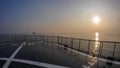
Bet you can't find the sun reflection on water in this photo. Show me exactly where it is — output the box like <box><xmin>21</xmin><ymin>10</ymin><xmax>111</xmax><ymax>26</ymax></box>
<box><xmin>93</xmin><ymin>32</ymin><xmax>100</xmax><ymax>56</ymax></box>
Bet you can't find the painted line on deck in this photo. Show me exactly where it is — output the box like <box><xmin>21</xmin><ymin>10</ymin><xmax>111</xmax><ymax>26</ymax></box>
<box><xmin>1</xmin><ymin>42</ymin><xmax>120</xmax><ymax>68</ymax></box>
<box><xmin>55</xmin><ymin>44</ymin><xmax>97</xmax><ymax>68</ymax></box>
<box><xmin>13</xmin><ymin>58</ymin><xmax>70</xmax><ymax>68</ymax></box>
<box><xmin>0</xmin><ymin>57</ymin><xmax>70</xmax><ymax>68</ymax></box>
<box><xmin>55</xmin><ymin>43</ymin><xmax>120</xmax><ymax>65</ymax></box>
<box><xmin>0</xmin><ymin>58</ymin><xmax>8</xmax><ymax>61</ymax></box>
<box><xmin>2</xmin><ymin>42</ymin><xmax>24</xmax><ymax>68</ymax></box>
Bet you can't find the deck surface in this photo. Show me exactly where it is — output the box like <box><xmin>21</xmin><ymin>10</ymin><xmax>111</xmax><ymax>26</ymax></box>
<box><xmin>0</xmin><ymin>42</ymin><xmax>120</xmax><ymax>68</ymax></box>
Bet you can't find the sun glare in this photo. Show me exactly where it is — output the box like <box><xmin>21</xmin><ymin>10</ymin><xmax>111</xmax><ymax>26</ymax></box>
<box><xmin>92</xmin><ymin>16</ymin><xmax>100</xmax><ymax>24</ymax></box>
<box><xmin>95</xmin><ymin>32</ymin><xmax>99</xmax><ymax>37</ymax></box>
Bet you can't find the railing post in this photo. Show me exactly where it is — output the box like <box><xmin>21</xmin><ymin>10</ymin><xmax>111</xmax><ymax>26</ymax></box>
<box><xmin>40</xmin><ymin>35</ymin><xmax>41</xmax><ymax>41</ymax></box>
<box><xmin>14</xmin><ymin>36</ymin><xmax>16</xmax><ymax>42</ymax></box>
<box><xmin>25</xmin><ymin>35</ymin><xmax>27</xmax><ymax>42</ymax></box>
<box><xmin>99</xmin><ymin>42</ymin><xmax>103</xmax><ymax>57</ymax></box>
<box><xmin>47</xmin><ymin>36</ymin><xmax>48</xmax><ymax>42</ymax></box>
<box><xmin>37</xmin><ymin>35</ymin><xmax>38</xmax><ymax>41</ymax></box>
<box><xmin>13</xmin><ymin>36</ymin><xmax>15</xmax><ymax>42</ymax></box>
<box><xmin>11</xmin><ymin>36</ymin><xmax>13</xmax><ymax>43</ymax></box>
<box><xmin>87</xmin><ymin>40</ymin><xmax>90</xmax><ymax>54</ymax></box>
<box><xmin>65</xmin><ymin>37</ymin><xmax>67</xmax><ymax>44</ymax></box>
<box><xmin>30</xmin><ymin>35</ymin><xmax>32</xmax><ymax>41</ymax></box>
<box><xmin>15</xmin><ymin>35</ymin><xmax>17</xmax><ymax>42</ymax></box>
<box><xmin>19</xmin><ymin>35</ymin><xmax>21</xmax><ymax>42</ymax></box>
<box><xmin>51</xmin><ymin>36</ymin><xmax>53</xmax><ymax>43</ymax></box>
<box><xmin>24</xmin><ymin>35</ymin><xmax>26</xmax><ymax>42</ymax></box>
<box><xmin>16</xmin><ymin>35</ymin><xmax>17</xmax><ymax>42</ymax></box>
<box><xmin>78</xmin><ymin>39</ymin><xmax>81</xmax><ymax>51</ymax></box>
<box><xmin>61</xmin><ymin>37</ymin><xmax>62</xmax><ymax>45</ymax></box>
<box><xmin>35</xmin><ymin>35</ymin><xmax>36</xmax><ymax>41</ymax></box>
<box><xmin>57</xmin><ymin>36</ymin><xmax>59</xmax><ymax>44</ymax></box>
<box><xmin>8</xmin><ymin>36</ymin><xmax>10</xmax><ymax>43</ymax></box>
<box><xmin>71</xmin><ymin>38</ymin><xmax>73</xmax><ymax>48</ymax></box>
<box><xmin>112</xmin><ymin>43</ymin><xmax>116</xmax><ymax>57</ymax></box>
<box><xmin>98</xmin><ymin>42</ymin><xmax>101</xmax><ymax>57</ymax></box>
<box><xmin>43</xmin><ymin>35</ymin><xmax>44</xmax><ymax>45</ymax></box>
<box><xmin>51</xmin><ymin>36</ymin><xmax>53</xmax><ymax>48</ymax></box>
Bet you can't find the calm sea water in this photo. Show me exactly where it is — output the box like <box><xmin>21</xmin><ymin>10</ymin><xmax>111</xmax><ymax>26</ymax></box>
<box><xmin>47</xmin><ymin>33</ymin><xmax>120</xmax><ymax>42</ymax></box>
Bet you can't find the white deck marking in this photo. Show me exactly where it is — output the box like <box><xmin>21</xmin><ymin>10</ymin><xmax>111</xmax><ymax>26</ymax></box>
<box><xmin>0</xmin><ymin>58</ymin><xmax>8</xmax><ymax>61</ymax></box>
<box><xmin>56</xmin><ymin>44</ymin><xmax>120</xmax><ymax>65</ymax></box>
<box><xmin>0</xmin><ymin>42</ymin><xmax>120</xmax><ymax>68</ymax></box>
<box><xmin>2</xmin><ymin>43</ymin><xmax>24</xmax><ymax>68</ymax></box>
<box><xmin>56</xmin><ymin>44</ymin><xmax>98</xmax><ymax>68</ymax></box>
<box><xmin>83</xmin><ymin>65</ymin><xmax>90</xmax><ymax>68</ymax></box>
<box><xmin>0</xmin><ymin>58</ymin><xmax>70</xmax><ymax>68</ymax></box>
<box><xmin>12</xmin><ymin>59</ymin><xmax>70</xmax><ymax>68</ymax></box>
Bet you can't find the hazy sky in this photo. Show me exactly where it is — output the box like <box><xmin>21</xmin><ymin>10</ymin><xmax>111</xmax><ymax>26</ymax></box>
<box><xmin>0</xmin><ymin>0</ymin><xmax>120</xmax><ymax>34</ymax></box>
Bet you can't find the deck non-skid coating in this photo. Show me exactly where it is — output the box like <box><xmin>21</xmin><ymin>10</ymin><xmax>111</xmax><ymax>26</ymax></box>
<box><xmin>0</xmin><ymin>44</ymin><xmax>19</xmax><ymax>58</ymax></box>
<box><xmin>15</xmin><ymin>43</ymin><xmax>83</xmax><ymax>68</ymax></box>
<box><xmin>1</xmin><ymin>42</ymin><xmax>72</xmax><ymax>68</ymax></box>
<box><xmin>0</xmin><ymin>58</ymin><xmax>70</xmax><ymax>68</ymax></box>
<box><xmin>2</xmin><ymin>43</ymin><xmax>24</xmax><ymax>68</ymax></box>
<box><xmin>0</xmin><ymin>42</ymin><xmax>120</xmax><ymax>68</ymax></box>
<box><xmin>9</xmin><ymin>61</ymin><xmax>46</xmax><ymax>68</ymax></box>
<box><xmin>94</xmin><ymin>60</ymin><xmax>120</xmax><ymax>68</ymax></box>
<box><xmin>0</xmin><ymin>60</ymin><xmax>6</xmax><ymax>68</ymax></box>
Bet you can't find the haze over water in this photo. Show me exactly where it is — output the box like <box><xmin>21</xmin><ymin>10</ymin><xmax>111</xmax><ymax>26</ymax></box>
<box><xmin>46</xmin><ymin>32</ymin><xmax>120</xmax><ymax>42</ymax></box>
<box><xmin>0</xmin><ymin>0</ymin><xmax>120</xmax><ymax>42</ymax></box>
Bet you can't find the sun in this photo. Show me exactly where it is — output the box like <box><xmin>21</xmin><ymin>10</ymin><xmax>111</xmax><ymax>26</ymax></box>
<box><xmin>92</xmin><ymin>16</ymin><xmax>100</xmax><ymax>24</ymax></box>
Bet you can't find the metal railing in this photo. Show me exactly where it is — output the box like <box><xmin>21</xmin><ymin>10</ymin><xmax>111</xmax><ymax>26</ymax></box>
<box><xmin>1</xmin><ymin>35</ymin><xmax>120</xmax><ymax>62</ymax></box>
